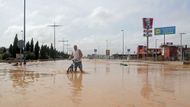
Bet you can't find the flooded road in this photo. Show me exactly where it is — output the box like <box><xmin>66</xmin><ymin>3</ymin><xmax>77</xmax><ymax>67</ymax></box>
<box><xmin>0</xmin><ymin>59</ymin><xmax>190</xmax><ymax>107</ymax></box>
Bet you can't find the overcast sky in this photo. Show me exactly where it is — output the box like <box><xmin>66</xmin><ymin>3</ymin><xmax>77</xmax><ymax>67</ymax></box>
<box><xmin>0</xmin><ymin>0</ymin><xmax>190</xmax><ymax>55</ymax></box>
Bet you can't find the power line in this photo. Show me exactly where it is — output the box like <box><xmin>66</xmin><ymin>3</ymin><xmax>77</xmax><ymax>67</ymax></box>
<box><xmin>58</xmin><ymin>39</ymin><xmax>68</xmax><ymax>53</ymax></box>
<box><xmin>48</xmin><ymin>22</ymin><xmax>61</xmax><ymax>50</ymax></box>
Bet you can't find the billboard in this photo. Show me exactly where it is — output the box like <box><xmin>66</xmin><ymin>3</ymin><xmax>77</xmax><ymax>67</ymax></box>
<box><xmin>106</xmin><ymin>50</ymin><xmax>110</xmax><ymax>56</ymax></box>
<box><xmin>143</xmin><ymin>18</ymin><xmax>153</xmax><ymax>29</ymax></box>
<box><xmin>143</xmin><ymin>18</ymin><xmax>153</xmax><ymax>37</ymax></box>
<box><xmin>154</xmin><ymin>26</ymin><xmax>176</xmax><ymax>35</ymax></box>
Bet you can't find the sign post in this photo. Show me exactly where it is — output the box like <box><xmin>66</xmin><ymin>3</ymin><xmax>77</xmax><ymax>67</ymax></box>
<box><xmin>127</xmin><ymin>49</ymin><xmax>130</xmax><ymax>61</ymax></box>
<box><xmin>17</xmin><ymin>40</ymin><xmax>24</xmax><ymax>65</ymax></box>
<box><xmin>143</xmin><ymin>18</ymin><xmax>153</xmax><ymax>59</ymax></box>
<box><xmin>154</xmin><ymin>26</ymin><xmax>176</xmax><ymax>45</ymax></box>
<box><xmin>154</xmin><ymin>26</ymin><xmax>176</xmax><ymax>60</ymax></box>
<box><xmin>94</xmin><ymin>49</ymin><xmax>97</xmax><ymax>59</ymax></box>
<box><xmin>106</xmin><ymin>50</ymin><xmax>110</xmax><ymax>59</ymax></box>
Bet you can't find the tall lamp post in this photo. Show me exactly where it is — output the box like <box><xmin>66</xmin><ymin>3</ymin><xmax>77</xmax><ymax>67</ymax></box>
<box><xmin>155</xmin><ymin>39</ymin><xmax>158</xmax><ymax>61</ymax></box>
<box><xmin>179</xmin><ymin>33</ymin><xmax>186</xmax><ymax>46</ymax></box>
<box><xmin>106</xmin><ymin>40</ymin><xmax>110</xmax><ymax>59</ymax></box>
<box><xmin>179</xmin><ymin>33</ymin><xmax>186</xmax><ymax>61</ymax></box>
<box><xmin>121</xmin><ymin>30</ymin><xmax>125</xmax><ymax>59</ymax></box>
<box><xmin>23</xmin><ymin>0</ymin><xmax>26</xmax><ymax>64</ymax></box>
<box><xmin>106</xmin><ymin>40</ymin><xmax>108</xmax><ymax>50</ymax></box>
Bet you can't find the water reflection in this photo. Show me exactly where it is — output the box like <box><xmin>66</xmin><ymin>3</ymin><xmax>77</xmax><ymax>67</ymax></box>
<box><xmin>160</xmin><ymin>65</ymin><xmax>176</xmax><ymax>93</ymax></box>
<box><xmin>137</xmin><ymin>65</ymin><xmax>153</xmax><ymax>99</ymax></box>
<box><xmin>136</xmin><ymin>64</ymin><xmax>181</xmax><ymax>106</ymax></box>
<box><xmin>9</xmin><ymin>69</ymin><xmax>40</xmax><ymax>88</ymax></box>
<box><xmin>1</xmin><ymin>60</ymin><xmax>190</xmax><ymax>107</ymax></box>
<box><xmin>106</xmin><ymin>63</ymin><xmax>110</xmax><ymax>72</ymax></box>
<box><xmin>9</xmin><ymin>68</ymin><xmax>55</xmax><ymax>88</ymax></box>
<box><xmin>0</xmin><ymin>69</ymin><xmax>7</xmax><ymax>80</ymax></box>
<box><xmin>121</xmin><ymin>65</ymin><xmax>128</xmax><ymax>81</ymax></box>
<box><xmin>67</xmin><ymin>73</ymin><xmax>83</xmax><ymax>106</ymax></box>
<box><xmin>94</xmin><ymin>60</ymin><xmax>97</xmax><ymax>72</ymax></box>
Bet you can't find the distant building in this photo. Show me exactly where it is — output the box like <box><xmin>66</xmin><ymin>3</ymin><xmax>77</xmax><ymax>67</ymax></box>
<box><xmin>184</xmin><ymin>47</ymin><xmax>190</xmax><ymax>60</ymax></box>
<box><xmin>112</xmin><ymin>54</ymin><xmax>126</xmax><ymax>59</ymax></box>
<box><xmin>87</xmin><ymin>54</ymin><xmax>108</xmax><ymax>59</ymax></box>
<box><xmin>160</xmin><ymin>43</ymin><xmax>190</xmax><ymax>61</ymax></box>
<box><xmin>137</xmin><ymin>45</ymin><xmax>147</xmax><ymax>59</ymax></box>
<box><xmin>137</xmin><ymin>45</ymin><xmax>161</xmax><ymax>60</ymax></box>
<box><xmin>136</xmin><ymin>43</ymin><xmax>190</xmax><ymax>61</ymax></box>
<box><xmin>160</xmin><ymin>44</ymin><xmax>179</xmax><ymax>61</ymax></box>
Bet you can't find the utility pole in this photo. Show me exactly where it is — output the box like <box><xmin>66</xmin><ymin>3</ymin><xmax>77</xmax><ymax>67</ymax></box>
<box><xmin>58</xmin><ymin>39</ymin><xmax>68</xmax><ymax>53</ymax></box>
<box><xmin>146</xmin><ymin>28</ymin><xmax>151</xmax><ymax>60</ymax></box>
<box><xmin>65</xmin><ymin>43</ymin><xmax>71</xmax><ymax>54</ymax></box>
<box><xmin>23</xmin><ymin>0</ymin><xmax>26</xmax><ymax>65</ymax></box>
<box><xmin>106</xmin><ymin>40</ymin><xmax>110</xmax><ymax>59</ymax></box>
<box><xmin>106</xmin><ymin>40</ymin><xmax>108</xmax><ymax>50</ymax></box>
<box><xmin>179</xmin><ymin>33</ymin><xmax>186</xmax><ymax>61</ymax></box>
<box><xmin>179</xmin><ymin>33</ymin><xmax>186</xmax><ymax>46</ymax></box>
<box><xmin>48</xmin><ymin>22</ymin><xmax>61</xmax><ymax>50</ymax></box>
<box><xmin>155</xmin><ymin>39</ymin><xmax>158</xmax><ymax>61</ymax></box>
<box><xmin>121</xmin><ymin>30</ymin><xmax>125</xmax><ymax>59</ymax></box>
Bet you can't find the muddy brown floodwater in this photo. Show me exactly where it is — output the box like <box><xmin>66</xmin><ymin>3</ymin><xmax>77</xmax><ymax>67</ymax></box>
<box><xmin>0</xmin><ymin>59</ymin><xmax>190</xmax><ymax>107</ymax></box>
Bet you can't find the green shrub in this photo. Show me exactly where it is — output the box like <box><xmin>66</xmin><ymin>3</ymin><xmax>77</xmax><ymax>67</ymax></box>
<box><xmin>26</xmin><ymin>52</ymin><xmax>35</xmax><ymax>60</ymax></box>
<box><xmin>2</xmin><ymin>53</ymin><xmax>10</xmax><ymax>60</ymax></box>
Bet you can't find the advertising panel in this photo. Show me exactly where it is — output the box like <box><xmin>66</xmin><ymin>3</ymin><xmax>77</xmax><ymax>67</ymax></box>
<box><xmin>143</xmin><ymin>18</ymin><xmax>153</xmax><ymax>37</ymax></box>
<box><xmin>154</xmin><ymin>26</ymin><xmax>176</xmax><ymax>35</ymax></box>
<box><xmin>143</xmin><ymin>18</ymin><xmax>153</xmax><ymax>29</ymax></box>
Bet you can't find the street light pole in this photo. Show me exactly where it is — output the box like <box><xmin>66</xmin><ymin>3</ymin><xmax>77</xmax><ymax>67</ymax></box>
<box><xmin>106</xmin><ymin>40</ymin><xmax>108</xmax><ymax>50</ymax></box>
<box><xmin>106</xmin><ymin>40</ymin><xmax>109</xmax><ymax>59</ymax></box>
<box><xmin>23</xmin><ymin>0</ymin><xmax>26</xmax><ymax>64</ymax></box>
<box><xmin>179</xmin><ymin>33</ymin><xmax>186</xmax><ymax>61</ymax></box>
<box><xmin>121</xmin><ymin>30</ymin><xmax>125</xmax><ymax>59</ymax></box>
<box><xmin>180</xmin><ymin>33</ymin><xmax>186</xmax><ymax>46</ymax></box>
<box><xmin>155</xmin><ymin>39</ymin><xmax>158</xmax><ymax>61</ymax></box>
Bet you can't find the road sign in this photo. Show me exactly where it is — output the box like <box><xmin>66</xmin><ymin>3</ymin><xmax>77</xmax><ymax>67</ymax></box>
<box><xmin>106</xmin><ymin>50</ymin><xmax>110</xmax><ymax>56</ymax></box>
<box><xmin>143</xmin><ymin>33</ymin><xmax>152</xmax><ymax>37</ymax></box>
<box><xmin>154</xmin><ymin>26</ymin><xmax>176</xmax><ymax>35</ymax></box>
<box><xmin>17</xmin><ymin>40</ymin><xmax>24</xmax><ymax>49</ymax></box>
<box><xmin>127</xmin><ymin>49</ymin><xmax>130</xmax><ymax>53</ymax></box>
<box><xmin>94</xmin><ymin>49</ymin><xmax>97</xmax><ymax>53</ymax></box>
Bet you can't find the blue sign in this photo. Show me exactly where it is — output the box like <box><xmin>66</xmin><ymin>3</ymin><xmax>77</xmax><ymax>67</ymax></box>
<box><xmin>154</xmin><ymin>26</ymin><xmax>176</xmax><ymax>35</ymax></box>
<box><xmin>94</xmin><ymin>49</ymin><xmax>97</xmax><ymax>53</ymax></box>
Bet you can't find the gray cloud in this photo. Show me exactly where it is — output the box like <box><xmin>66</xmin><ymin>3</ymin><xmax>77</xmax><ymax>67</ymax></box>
<box><xmin>0</xmin><ymin>0</ymin><xmax>190</xmax><ymax>55</ymax></box>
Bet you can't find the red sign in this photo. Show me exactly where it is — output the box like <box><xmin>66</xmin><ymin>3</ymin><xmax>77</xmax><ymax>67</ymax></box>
<box><xmin>143</xmin><ymin>18</ymin><xmax>153</xmax><ymax>30</ymax></box>
<box><xmin>143</xmin><ymin>29</ymin><xmax>152</xmax><ymax>33</ymax></box>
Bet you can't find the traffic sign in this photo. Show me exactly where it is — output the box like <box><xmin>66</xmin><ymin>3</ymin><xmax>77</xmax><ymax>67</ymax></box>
<box><xmin>17</xmin><ymin>40</ymin><xmax>24</xmax><ymax>49</ymax></box>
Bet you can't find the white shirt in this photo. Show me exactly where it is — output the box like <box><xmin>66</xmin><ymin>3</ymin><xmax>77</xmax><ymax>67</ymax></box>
<box><xmin>73</xmin><ymin>49</ymin><xmax>81</xmax><ymax>61</ymax></box>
